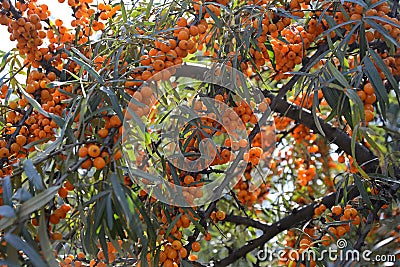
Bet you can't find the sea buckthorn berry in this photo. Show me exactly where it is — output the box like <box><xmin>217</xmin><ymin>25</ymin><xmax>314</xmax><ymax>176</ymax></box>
<box><xmin>88</xmin><ymin>144</ymin><xmax>101</xmax><ymax>157</ymax></box>
<box><xmin>58</xmin><ymin>187</ymin><xmax>68</xmax><ymax>198</ymax></box>
<box><xmin>216</xmin><ymin>210</ymin><xmax>226</xmax><ymax>220</ymax></box>
<box><xmin>179</xmin><ymin>247</ymin><xmax>188</xmax><ymax>258</ymax></box>
<box><xmin>331</xmin><ymin>205</ymin><xmax>342</xmax><ymax>216</ymax></box>
<box><xmin>98</xmin><ymin>128</ymin><xmax>109</xmax><ymax>138</ymax></box>
<box><xmin>191</xmin><ymin>241</ymin><xmax>201</xmax><ymax>252</ymax></box>
<box><xmin>176</xmin><ymin>17</ymin><xmax>187</xmax><ymax>27</ymax></box>
<box><xmin>110</xmin><ymin>115</ymin><xmax>122</xmax><ymax>127</ymax></box>
<box><xmin>172</xmin><ymin>240</ymin><xmax>182</xmax><ymax>250</ymax></box>
<box><xmin>93</xmin><ymin>157</ymin><xmax>106</xmax><ymax>170</ymax></box>
<box><xmin>0</xmin><ymin>147</ymin><xmax>10</xmax><ymax>158</ymax></box>
<box><xmin>78</xmin><ymin>147</ymin><xmax>88</xmax><ymax>157</ymax></box>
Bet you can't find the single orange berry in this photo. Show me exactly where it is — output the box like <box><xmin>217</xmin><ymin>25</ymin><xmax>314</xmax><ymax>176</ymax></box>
<box><xmin>216</xmin><ymin>210</ymin><xmax>226</xmax><ymax>221</ymax></box>
<box><xmin>98</xmin><ymin>128</ymin><xmax>109</xmax><ymax>138</ymax></box>
<box><xmin>93</xmin><ymin>157</ymin><xmax>106</xmax><ymax>170</ymax></box>
<box><xmin>171</xmin><ymin>240</ymin><xmax>182</xmax><ymax>250</ymax></box>
<box><xmin>191</xmin><ymin>241</ymin><xmax>201</xmax><ymax>252</ymax></box>
<box><xmin>58</xmin><ymin>187</ymin><xmax>68</xmax><ymax>198</ymax></box>
<box><xmin>88</xmin><ymin>144</ymin><xmax>101</xmax><ymax>158</ymax></box>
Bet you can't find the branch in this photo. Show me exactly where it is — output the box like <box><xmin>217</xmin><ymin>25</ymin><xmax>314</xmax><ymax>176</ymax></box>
<box><xmin>215</xmin><ymin>185</ymin><xmax>360</xmax><ymax>266</ymax></box>
<box><xmin>216</xmin><ymin>88</ymin><xmax>400</xmax><ymax>265</ymax></box>
<box><xmin>224</xmin><ymin>214</ymin><xmax>269</xmax><ymax>231</ymax></box>
<box><xmin>265</xmin><ymin>92</ymin><xmax>379</xmax><ymax>172</ymax></box>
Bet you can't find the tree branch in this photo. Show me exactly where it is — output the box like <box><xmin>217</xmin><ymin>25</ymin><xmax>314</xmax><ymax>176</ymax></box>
<box><xmin>215</xmin><ymin>185</ymin><xmax>360</xmax><ymax>266</ymax></box>
<box><xmin>224</xmin><ymin>214</ymin><xmax>269</xmax><ymax>231</ymax></box>
<box><xmin>265</xmin><ymin>92</ymin><xmax>379</xmax><ymax>173</ymax></box>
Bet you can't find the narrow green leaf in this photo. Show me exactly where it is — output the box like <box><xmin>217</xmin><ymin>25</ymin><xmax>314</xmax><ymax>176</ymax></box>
<box><xmin>110</xmin><ymin>174</ymin><xmax>132</xmax><ymax>225</ymax></box>
<box><xmin>205</xmin><ymin>6</ymin><xmax>223</xmax><ymax>29</ymax></box>
<box><xmin>350</xmin><ymin>125</ymin><xmax>369</xmax><ymax>178</ymax></box>
<box><xmin>38</xmin><ymin>212</ymin><xmax>58</xmax><ymax>267</ymax></box>
<box><xmin>327</xmin><ymin>62</ymin><xmax>350</xmax><ymax>88</ymax></box>
<box><xmin>2</xmin><ymin>176</ymin><xmax>12</xmax><ymax>206</ymax></box>
<box><xmin>0</xmin><ymin>206</ymin><xmax>15</xmax><ymax>218</ymax></box>
<box><xmin>120</xmin><ymin>1</ymin><xmax>127</xmax><ymax>22</ymax></box>
<box><xmin>353</xmin><ymin>174</ymin><xmax>373</xmax><ymax>209</ymax></box>
<box><xmin>145</xmin><ymin>0</ymin><xmax>154</xmax><ymax>19</ymax></box>
<box><xmin>359</xmin><ymin>22</ymin><xmax>366</xmax><ymax>60</ymax></box>
<box><xmin>181</xmin><ymin>260</ymin><xmax>193</xmax><ymax>267</ymax></box>
<box><xmin>345</xmin><ymin>88</ymin><xmax>365</xmax><ymax>122</ymax></box>
<box><xmin>364</xmin><ymin>19</ymin><xmax>400</xmax><ymax>48</ymax></box>
<box><xmin>99</xmin><ymin>86</ymin><xmax>124</xmax><ymax>121</ymax></box>
<box><xmin>5</xmin><ymin>233</ymin><xmax>48</xmax><ymax>267</ymax></box>
<box><xmin>369</xmin><ymin>49</ymin><xmax>399</xmax><ymax>99</ymax></box>
<box><xmin>364</xmin><ymin>57</ymin><xmax>388</xmax><ymax>118</ymax></box>
<box><xmin>70</xmin><ymin>47</ymin><xmax>92</xmax><ymax>65</ymax></box>
<box><xmin>23</xmin><ymin>159</ymin><xmax>45</xmax><ymax>191</ymax></box>
<box><xmin>164</xmin><ymin>214</ymin><xmax>182</xmax><ymax>238</ymax></box>
<box><xmin>0</xmin><ymin>186</ymin><xmax>59</xmax><ymax>230</ymax></box>
<box><xmin>70</xmin><ymin>56</ymin><xmax>105</xmax><ymax>85</ymax></box>
<box><xmin>106</xmin><ymin>194</ymin><xmax>114</xmax><ymax>229</ymax></box>
<box><xmin>312</xmin><ymin>90</ymin><xmax>325</xmax><ymax>136</ymax></box>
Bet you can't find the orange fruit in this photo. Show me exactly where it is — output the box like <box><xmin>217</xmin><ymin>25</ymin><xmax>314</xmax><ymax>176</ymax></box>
<box><xmin>88</xmin><ymin>144</ymin><xmax>101</xmax><ymax>157</ymax></box>
<box><xmin>179</xmin><ymin>247</ymin><xmax>188</xmax><ymax>258</ymax></box>
<box><xmin>153</xmin><ymin>60</ymin><xmax>165</xmax><ymax>71</ymax></box>
<box><xmin>331</xmin><ymin>205</ymin><xmax>342</xmax><ymax>216</ymax></box>
<box><xmin>78</xmin><ymin>146</ymin><xmax>88</xmax><ymax>157</ymax></box>
<box><xmin>176</xmin><ymin>17</ymin><xmax>187</xmax><ymax>27</ymax></box>
<box><xmin>110</xmin><ymin>115</ymin><xmax>121</xmax><ymax>127</ymax></box>
<box><xmin>177</xmin><ymin>30</ymin><xmax>189</xmax><ymax>40</ymax></box>
<box><xmin>64</xmin><ymin>181</ymin><xmax>74</xmax><ymax>191</ymax></box>
<box><xmin>167</xmin><ymin>248</ymin><xmax>177</xmax><ymax>259</ymax></box>
<box><xmin>204</xmin><ymin>232</ymin><xmax>212</xmax><ymax>241</ymax></box>
<box><xmin>49</xmin><ymin>214</ymin><xmax>60</xmax><ymax>224</ymax></box>
<box><xmin>98</xmin><ymin>128</ymin><xmax>109</xmax><ymax>138</ymax></box>
<box><xmin>172</xmin><ymin>240</ymin><xmax>182</xmax><ymax>250</ymax></box>
<box><xmin>365</xmin><ymin>93</ymin><xmax>376</xmax><ymax>104</ymax></box>
<box><xmin>216</xmin><ymin>210</ymin><xmax>226</xmax><ymax>220</ymax></box>
<box><xmin>52</xmin><ymin>232</ymin><xmax>63</xmax><ymax>240</ymax></box>
<box><xmin>15</xmin><ymin>135</ymin><xmax>27</xmax><ymax>146</ymax></box>
<box><xmin>81</xmin><ymin>158</ymin><xmax>92</xmax><ymax>169</ymax></box>
<box><xmin>191</xmin><ymin>241</ymin><xmax>201</xmax><ymax>252</ymax></box>
<box><xmin>141</xmin><ymin>86</ymin><xmax>153</xmax><ymax>98</ymax></box>
<box><xmin>363</xmin><ymin>83</ymin><xmax>374</xmax><ymax>95</ymax></box>
<box><xmin>0</xmin><ymin>147</ymin><xmax>9</xmax><ymax>158</ymax></box>
<box><xmin>93</xmin><ymin>157</ymin><xmax>106</xmax><ymax>170</ymax></box>
<box><xmin>184</xmin><ymin>175</ymin><xmax>194</xmax><ymax>185</ymax></box>
<box><xmin>58</xmin><ymin>187</ymin><xmax>68</xmax><ymax>198</ymax></box>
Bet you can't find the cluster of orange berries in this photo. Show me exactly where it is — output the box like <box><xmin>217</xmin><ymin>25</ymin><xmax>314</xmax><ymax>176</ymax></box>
<box><xmin>234</xmin><ymin>177</ymin><xmax>270</xmax><ymax>205</ymax></box>
<box><xmin>317</xmin><ymin>204</ymin><xmax>361</xmax><ymax>245</ymax></box>
<box><xmin>145</xmin><ymin>240</ymin><xmax>189</xmax><ymax>267</ymax></box>
<box><xmin>337</xmin><ymin>153</ymin><xmax>359</xmax><ymax>173</ymax></box>
<box><xmin>0</xmin><ymin>69</ymin><xmax>70</xmax><ymax>177</ymax></box>
<box><xmin>210</xmin><ymin>210</ymin><xmax>226</xmax><ymax>222</ymax></box>
<box><xmin>0</xmin><ymin>1</ymin><xmax>50</xmax><ymax>67</ymax></box>
<box><xmin>58</xmin><ymin>241</ymin><xmax>124</xmax><ymax>267</ymax></box>
<box><xmin>279</xmin><ymin>203</ymin><xmax>361</xmax><ymax>266</ymax></box>
<box><xmin>193</xmin><ymin>0</ymin><xmax>228</xmax><ymax>18</ymax></box>
<box><xmin>57</xmin><ymin>180</ymin><xmax>75</xmax><ymax>199</ymax></box>
<box><xmin>76</xmin><ymin>113</ymin><xmax>123</xmax><ymax>170</ymax></box>
<box><xmin>142</xmin><ymin>209</ymin><xmax>201</xmax><ymax>266</ymax></box>
<box><xmin>131</xmin><ymin>17</ymin><xmax>207</xmax><ymax>87</ymax></box>
<box><xmin>357</xmin><ymin>82</ymin><xmax>377</xmax><ymax>123</ymax></box>
<box><xmin>30</xmin><ymin>201</ymin><xmax>72</xmax><ymax>226</ymax></box>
